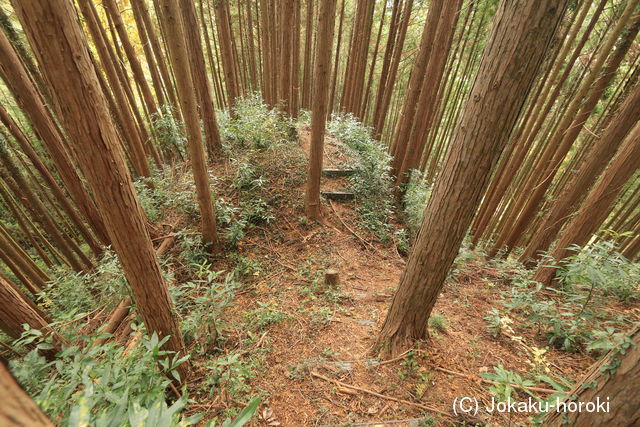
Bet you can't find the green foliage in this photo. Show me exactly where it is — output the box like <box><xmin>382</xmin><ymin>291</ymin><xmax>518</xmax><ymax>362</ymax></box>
<box><xmin>11</xmin><ymin>329</ymin><xmax>195</xmax><ymax>426</ymax></box>
<box><xmin>397</xmin><ymin>351</ymin><xmax>419</xmax><ymax>380</ymax></box>
<box><xmin>176</xmin><ymin>229</ymin><xmax>212</xmax><ymax>272</ymax></box>
<box><xmin>151</xmin><ymin>105</ymin><xmax>187</xmax><ymax>157</ymax></box>
<box><xmin>231</xmin><ymin>158</ymin><xmax>267</xmax><ymax>192</ymax></box>
<box><xmin>219</xmin><ymin>94</ymin><xmax>294</xmax><ymax>151</ymax></box>
<box><xmin>216</xmin><ymin>196</ymin><xmax>273</xmax><ymax>248</ymax></box>
<box><xmin>171</xmin><ymin>271</ymin><xmax>240</xmax><ymax>354</ymax></box>
<box><xmin>199</xmin><ymin>352</ymin><xmax>255</xmax><ymax>397</ymax></box>
<box><xmin>41</xmin><ymin>251</ymin><xmax>128</xmax><ymax>326</ymax></box>
<box><xmin>479</xmin><ymin>364</ymin><xmax>536</xmax><ymax>401</ymax></box>
<box><xmin>245</xmin><ymin>301</ymin><xmax>286</xmax><ymax>330</ymax></box>
<box><xmin>484</xmin><ymin>308</ymin><xmax>510</xmax><ymax>338</ymax></box>
<box><xmin>428</xmin><ymin>313</ymin><xmax>447</xmax><ymax>334</ymax></box>
<box><xmin>327</xmin><ymin>114</ymin><xmax>394</xmax><ymax>240</ymax></box>
<box><xmin>403</xmin><ymin>170</ymin><xmax>432</xmax><ymax>235</ymax></box>
<box><xmin>134</xmin><ymin>167</ymin><xmax>201</xmax><ymax>221</ymax></box>
<box><xmin>220</xmin><ymin>398</ymin><xmax>261</xmax><ymax>427</ymax></box>
<box><xmin>485</xmin><ymin>274</ymin><xmax>632</xmax><ymax>353</ymax></box>
<box><xmin>586</xmin><ymin>326</ymin><xmax>635</xmax><ymax>359</ymax></box>
<box><xmin>556</xmin><ymin>240</ymin><xmax>640</xmax><ymax>302</ymax></box>
<box><xmin>230</xmin><ymin>254</ymin><xmax>263</xmax><ymax>280</ymax></box>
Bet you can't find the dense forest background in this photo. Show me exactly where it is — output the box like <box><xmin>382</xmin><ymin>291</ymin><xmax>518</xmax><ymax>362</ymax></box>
<box><xmin>0</xmin><ymin>0</ymin><xmax>638</xmax><ymax>425</ymax></box>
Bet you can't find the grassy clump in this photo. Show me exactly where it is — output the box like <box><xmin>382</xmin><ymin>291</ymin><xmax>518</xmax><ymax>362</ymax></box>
<box><xmin>219</xmin><ymin>93</ymin><xmax>294</xmax><ymax>151</ymax></box>
<box><xmin>403</xmin><ymin>169</ymin><xmax>432</xmax><ymax>236</ymax></box>
<box><xmin>483</xmin><ymin>241</ymin><xmax>638</xmax><ymax>353</ymax></box>
<box><xmin>556</xmin><ymin>240</ymin><xmax>640</xmax><ymax>303</ymax></box>
<box><xmin>327</xmin><ymin>114</ymin><xmax>394</xmax><ymax>240</ymax></box>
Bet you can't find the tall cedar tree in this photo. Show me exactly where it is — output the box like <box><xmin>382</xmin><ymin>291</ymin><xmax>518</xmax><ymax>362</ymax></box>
<box><xmin>304</xmin><ymin>0</ymin><xmax>338</xmax><ymax>219</ymax></box>
<box><xmin>157</xmin><ymin>0</ymin><xmax>219</xmax><ymax>251</ymax></box>
<box><xmin>376</xmin><ymin>0</ymin><xmax>569</xmax><ymax>357</ymax></box>
<box><xmin>0</xmin><ymin>361</ymin><xmax>53</xmax><ymax>426</ymax></box>
<box><xmin>11</xmin><ymin>0</ymin><xmax>188</xmax><ymax>380</ymax></box>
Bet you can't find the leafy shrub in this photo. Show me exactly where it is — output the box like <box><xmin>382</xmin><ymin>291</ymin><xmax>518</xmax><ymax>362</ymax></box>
<box><xmin>134</xmin><ymin>167</ymin><xmax>201</xmax><ymax>221</ymax></box>
<box><xmin>41</xmin><ymin>250</ymin><xmax>128</xmax><ymax>325</ymax></box>
<box><xmin>11</xmin><ymin>330</ymin><xmax>195</xmax><ymax>426</ymax></box>
<box><xmin>486</xmin><ymin>276</ymin><xmax>631</xmax><ymax>353</ymax></box>
<box><xmin>246</xmin><ymin>301</ymin><xmax>286</xmax><ymax>330</ymax></box>
<box><xmin>219</xmin><ymin>94</ymin><xmax>294</xmax><ymax>151</ymax></box>
<box><xmin>556</xmin><ymin>240</ymin><xmax>640</xmax><ymax>302</ymax></box>
<box><xmin>327</xmin><ymin>114</ymin><xmax>394</xmax><ymax>240</ymax></box>
<box><xmin>403</xmin><ymin>169</ymin><xmax>432</xmax><ymax>235</ymax></box>
<box><xmin>151</xmin><ymin>105</ymin><xmax>187</xmax><ymax>158</ymax></box>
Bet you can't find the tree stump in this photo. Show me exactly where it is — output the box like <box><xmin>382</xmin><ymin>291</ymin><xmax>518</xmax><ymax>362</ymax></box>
<box><xmin>325</xmin><ymin>269</ymin><xmax>340</xmax><ymax>287</ymax></box>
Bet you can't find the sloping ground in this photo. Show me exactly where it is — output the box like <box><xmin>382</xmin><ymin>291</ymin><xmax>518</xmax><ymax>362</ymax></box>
<box><xmin>175</xmin><ymin>127</ymin><xmax>605</xmax><ymax>426</ymax></box>
<box><xmin>60</xmin><ymin>121</ymin><xmax>634</xmax><ymax>426</ymax></box>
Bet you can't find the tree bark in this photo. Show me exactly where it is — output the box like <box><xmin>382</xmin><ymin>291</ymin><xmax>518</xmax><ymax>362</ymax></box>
<box><xmin>534</xmin><ymin>121</ymin><xmax>640</xmax><ymax>286</ymax></box>
<box><xmin>376</xmin><ymin>0</ymin><xmax>568</xmax><ymax>357</ymax></box>
<box><xmin>157</xmin><ymin>0</ymin><xmax>219</xmax><ymax>251</ymax></box>
<box><xmin>543</xmin><ymin>326</ymin><xmax>640</xmax><ymax>426</ymax></box>
<box><xmin>0</xmin><ymin>29</ymin><xmax>110</xmax><ymax>247</ymax></box>
<box><xmin>180</xmin><ymin>0</ymin><xmax>223</xmax><ymax>155</ymax></box>
<box><xmin>0</xmin><ymin>361</ymin><xmax>53</xmax><ymax>426</ymax></box>
<box><xmin>11</xmin><ymin>0</ymin><xmax>187</xmax><ymax>380</ymax></box>
<box><xmin>522</xmin><ymin>82</ymin><xmax>640</xmax><ymax>264</ymax></box>
<box><xmin>304</xmin><ymin>0</ymin><xmax>338</xmax><ymax>219</ymax></box>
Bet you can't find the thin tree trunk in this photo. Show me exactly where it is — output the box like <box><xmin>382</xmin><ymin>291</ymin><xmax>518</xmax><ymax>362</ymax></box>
<box><xmin>0</xmin><ymin>29</ymin><xmax>110</xmax><ymax>247</ymax></box>
<box><xmin>534</xmin><ymin>121</ymin><xmax>640</xmax><ymax>286</ymax></box>
<box><xmin>304</xmin><ymin>0</ymin><xmax>338</xmax><ymax>219</ymax></box>
<box><xmin>522</xmin><ymin>82</ymin><xmax>640</xmax><ymax>264</ymax></box>
<box><xmin>180</xmin><ymin>0</ymin><xmax>223</xmax><ymax>156</ymax></box>
<box><xmin>158</xmin><ymin>0</ymin><xmax>219</xmax><ymax>251</ymax></box>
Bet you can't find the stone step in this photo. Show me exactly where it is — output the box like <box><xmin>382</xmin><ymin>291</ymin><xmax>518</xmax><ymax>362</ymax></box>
<box><xmin>321</xmin><ymin>191</ymin><xmax>355</xmax><ymax>201</ymax></box>
<box><xmin>322</xmin><ymin>168</ymin><xmax>356</xmax><ymax>177</ymax></box>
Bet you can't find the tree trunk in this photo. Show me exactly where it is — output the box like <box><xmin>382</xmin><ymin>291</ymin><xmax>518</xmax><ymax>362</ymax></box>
<box><xmin>389</xmin><ymin>0</ymin><xmax>443</xmax><ymax>170</ymax></box>
<box><xmin>490</xmin><ymin>5</ymin><xmax>639</xmax><ymax>257</ymax></box>
<box><xmin>543</xmin><ymin>326</ymin><xmax>640</xmax><ymax>426</ymax></box>
<box><xmin>214</xmin><ymin>0</ymin><xmax>241</xmax><ymax>110</ymax></box>
<box><xmin>534</xmin><ymin>121</ymin><xmax>640</xmax><ymax>286</ymax></box>
<box><xmin>180</xmin><ymin>0</ymin><xmax>223</xmax><ymax>156</ymax></box>
<box><xmin>304</xmin><ymin>0</ymin><xmax>338</xmax><ymax>219</ymax></box>
<box><xmin>0</xmin><ymin>361</ymin><xmax>53</xmax><ymax>426</ymax></box>
<box><xmin>0</xmin><ymin>273</ymin><xmax>61</xmax><ymax>359</ymax></box>
<box><xmin>0</xmin><ymin>29</ymin><xmax>110</xmax><ymax>247</ymax></box>
<box><xmin>157</xmin><ymin>0</ymin><xmax>219</xmax><ymax>251</ymax></box>
<box><xmin>522</xmin><ymin>82</ymin><xmax>640</xmax><ymax>264</ymax></box>
<box><xmin>376</xmin><ymin>0</ymin><xmax>568</xmax><ymax>358</ymax></box>
<box><xmin>11</xmin><ymin>0</ymin><xmax>187</xmax><ymax>380</ymax></box>
<box><xmin>102</xmin><ymin>0</ymin><xmax>159</xmax><ymax>116</ymax></box>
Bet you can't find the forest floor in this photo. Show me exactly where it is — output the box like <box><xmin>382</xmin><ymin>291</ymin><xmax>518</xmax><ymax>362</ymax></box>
<box><xmin>80</xmin><ymin>121</ymin><xmax>636</xmax><ymax>426</ymax></box>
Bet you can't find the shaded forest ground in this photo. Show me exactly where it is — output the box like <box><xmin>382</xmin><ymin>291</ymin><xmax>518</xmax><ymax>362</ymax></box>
<box><xmin>7</xmin><ymin>100</ymin><xmax>638</xmax><ymax>426</ymax></box>
<box><xmin>148</xmin><ymin>120</ymin><xmax>630</xmax><ymax>425</ymax></box>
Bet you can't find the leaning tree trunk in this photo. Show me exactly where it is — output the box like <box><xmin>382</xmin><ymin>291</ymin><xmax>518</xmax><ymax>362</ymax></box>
<box><xmin>0</xmin><ymin>361</ymin><xmax>52</xmax><ymax>426</ymax></box>
<box><xmin>11</xmin><ymin>0</ymin><xmax>188</xmax><ymax>381</ymax></box>
<box><xmin>157</xmin><ymin>0</ymin><xmax>219</xmax><ymax>251</ymax></box>
<box><xmin>375</xmin><ymin>0</ymin><xmax>569</xmax><ymax>358</ymax></box>
<box><xmin>180</xmin><ymin>0</ymin><xmax>223</xmax><ymax>156</ymax></box>
<box><xmin>304</xmin><ymin>0</ymin><xmax>338</xmax><ymax>219</ymax></box>
<box><xmin>0</xmin><ymin>273</ymin><xmax>61</xmax><ymax>360</ymax></box>
<box><xmin>543</xmin><ymin>326</ymin><xmax>640</xmax><ymax>426</ymax></box>
<box><xmin>0</xmin><ymin>29</ymin><xmax>110</xmax><ymax>247</ymax></box>
<box><xmin>534</xmin><ymin>121</ymin><xmax>640</xmax><ymax>286</ymax></box>
<box><xmin>521</xmin><ymin>82</ymin><xmax>640</xmax><ymax>264</ymax></box>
